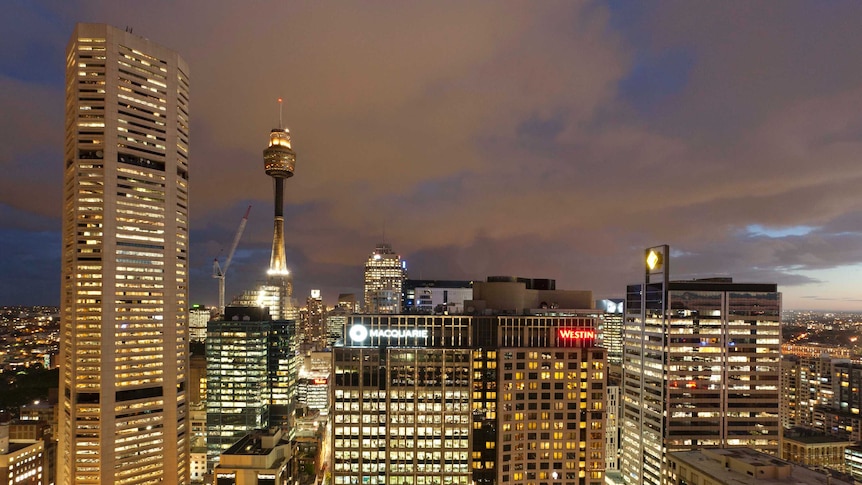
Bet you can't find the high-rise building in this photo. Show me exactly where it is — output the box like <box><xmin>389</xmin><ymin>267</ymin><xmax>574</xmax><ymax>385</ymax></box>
<box><xmin>332</xmin><ymin>277</ymin><xmax>606</xmax><ymax>485</ymax></box>
<box><xmin>779</xmin><ymin>352</ymin><xmax>839</xmax><ymax>430</ymax></box>
<box><xmin>189</xmin><ymin>304</ymin><xmax>211</xmax><ymax>341</ymax></box>
<box><xmin>595</xmin><ymin>299</ymin><xmax>624</xmax><ymax>369</ymax></box>
<box><xmin>206</xmin><ymin>307</ymin><xmax>297</xmax><ymax>469</ymax></box>
<box><xmin>620</xmin><ymin>246</ymin><xmax>782</xmax><ymax>485</ymax></box>
<box><xmin>59</xmin><ymin>23</ymin><xmax>190</xmax><ymax>484</ymax></box>
<box><xmin>363</xmin><ymin>243</ymin><xmax>406</xmax><ymax>313</ymax></box>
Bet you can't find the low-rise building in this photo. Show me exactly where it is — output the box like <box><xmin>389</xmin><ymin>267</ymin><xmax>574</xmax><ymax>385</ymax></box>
<box><xmin>0</xmin><ymin>424</ymin><xmax>45</xmax><ymax>485</ymax></box>
<box><xmin>667</xmin><ymin>448</ymin><xmax>851</xmax><ymax>485</ymax></box>
<box><xmin>213</xmin><ymin>428</ymin><xmax>295</xmax><ymax>485</ymax></box>
<box><xmin>781</xmin><ymin>430</ymin><xmax>854</xmax><ymax>473</ymax></box>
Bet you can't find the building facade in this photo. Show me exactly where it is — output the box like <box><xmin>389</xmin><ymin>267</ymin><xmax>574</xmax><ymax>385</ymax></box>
<box><xmin>621</xmin><ymin>246</ymin><xmax>782</xmax><ymax>485</ymax></box>
<box><xmin>667</xmin><ymin>448</ymin><xmax>851</xmax><ymax>485</ymax></box>
<box><xmin>595</xmin><ymin>299</ymin><xmax>624</xmax><ymax>368</ymax></box>
<box><xmin>363</xmin><ymin>243</ymin><xmax>406</xmax><ymax>314</ymax></box>
<box><xmin>189</xmin><ymin>305</ymin><xmax>211</xmax><ymax>341</ymax></box>
<box><xmin>331</xmin><ymin>312</ymin><xmax>606</xmax><ymax>485</ymax></box>
<box><xmin>59</xmin><ymin>23</ymin><xmax>190</xmax><ymax>484</ymax></box>
<box><xmin>206</xmin><ymin>307</ymin><xmax>297</xmax><ymax>470</ymax></box>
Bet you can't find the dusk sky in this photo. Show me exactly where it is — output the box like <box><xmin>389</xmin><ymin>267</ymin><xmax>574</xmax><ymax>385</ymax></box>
<box><xmin>2</xmin><ymin>1</ymin><xmax>862</xmax><ymax>311</ymax></box>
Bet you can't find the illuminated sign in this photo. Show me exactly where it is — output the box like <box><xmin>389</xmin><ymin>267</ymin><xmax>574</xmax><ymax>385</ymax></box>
<box><xmin>312</xmin><ymin>378</ymin><xmax>328</xmax><ymax>385</ymax></box>
<box><xmin>558</xmin><ymin>328</ymin><xmax>596</xmax><ymax>340</ymax></box>
<box><xmin>646</xmin><ymin>249</ymin><xmax>662</xmax><ymax>270</ymax></box>
<box><xmin>311</xmin><ymin>289</ymin><xmax>321</xmax><ymax>299</ymax></box>
<box><xmin>371</xmin><ymin>328</ymin><xmax>428</xmax><ymax>338</ymax></box>
<box><xmin>348</xmin><ymin>324</ymin><xmax>428</xmax><ymax>343</ymax></box>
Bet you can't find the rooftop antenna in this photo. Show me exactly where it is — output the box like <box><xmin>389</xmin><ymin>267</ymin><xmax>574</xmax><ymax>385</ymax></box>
<box><xmin>278</xmin><ymin>98</ymin><xmax>283</xmax><ymax>129</ymax></box>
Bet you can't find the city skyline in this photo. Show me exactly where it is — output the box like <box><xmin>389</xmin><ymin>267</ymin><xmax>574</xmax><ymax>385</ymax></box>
<box><xmin>3</xmin><ymin>2</ymin><xmax>862</xmax><ymax>310</ymax></box>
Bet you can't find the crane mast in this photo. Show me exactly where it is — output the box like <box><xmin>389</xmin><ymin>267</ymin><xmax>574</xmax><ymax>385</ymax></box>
<box><xmin>213</xmin><ymin>205</ymin><xmax>251</xmax><ymax>316</ymax></box>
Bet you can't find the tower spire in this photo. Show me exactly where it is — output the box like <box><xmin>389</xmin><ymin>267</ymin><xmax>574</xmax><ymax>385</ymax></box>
<box><xmin>278</xmin><ymin>97</ymin><xmax>283</xmax><ymax>130</ymax></box>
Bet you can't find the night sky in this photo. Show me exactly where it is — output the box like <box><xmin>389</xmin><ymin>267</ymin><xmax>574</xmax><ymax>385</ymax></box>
<box><xmin>2</xmin><ymin>1</ymin><xmax>862</xmax><ymax>310</ymax></box>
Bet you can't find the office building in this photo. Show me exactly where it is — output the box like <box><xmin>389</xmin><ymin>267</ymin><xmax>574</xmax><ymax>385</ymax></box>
<box><xmin>402</xmin><ymin>279</ymin><xmax>473</xmax><ymax>314</ymax></box>
<box><xmin>363</xmin><ymin>243</ymin><xmax>406</xmax><ymax>313</ymax></box>
<box><xmin>621</xmin><ymin>246</ymin><xmax>781</xmax><ymax>485</ymax></box>
<box><xmin>331</xmin><ymin>277</ymin><xmax>606</xmax><ymax>485</ymax></box>
<box><xmin>206</xmin><ymin>307</ymin><xmax>297</xmax><ymax>469</ymax></box>
<box><xmin>59</xmin><ymin>23</ymin><xmax>190</xmax><ymax>484</ymax></box>
<box><xmin>666</xmin><ymin>448</ymin><xmax>851</xmax><ymax>485</ymax></box>
<box><xmin>779</xmin><ymin>352</ymin><xmax>840</xmax><ymax>430</ymax></box>
<box><xmin>845</xmin><ymin>445</ymin><xmax>862</xmax><ymax>481</ymax></box>
<box><xmin>780</xmin><ymin>430</ymin><xmax>853</xmax><ymax>473</ymax></box>
<box><xmin>595</xmin><ymin>299</ymin><xmax>624</xmax><ymax>369</ymax></box>
<box><xmin>189</xmin><ymin>305</ymin><xmax>211</xmax><ymax>341</ymax></box>
<box><xmin>213</xmin><ymin>428</ymin><xmax>295</xmax><ymax>485</ymax></box>
<box><xmin>0</xmin><ymin>423</ymin><xmax>44</xmax><ymax>485</ymax></box>
<box><xmin>299</xmin><ymin>289</ymin><xmax>325</xmax><ymax>351</ymax></box>
<box><xmin>817</xmin><ymin>361</ymin><xmax>862</xmax><ymax>442</ymax></box>
<box><xmin>325</xmin><ymin>305</ymin><xmax>353</xmax><ymax>347</ymax></box>
<box><xmin>605</xmin><ymin>385</ymin><xmax>621</xmax><ymax>473</ymax></box>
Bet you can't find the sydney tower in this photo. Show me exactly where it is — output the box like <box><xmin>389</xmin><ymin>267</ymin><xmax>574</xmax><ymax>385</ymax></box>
<box><xmin>262</xmin><ymin>99</ymin><xmax>295</xmax><ymax>314</ymax></box>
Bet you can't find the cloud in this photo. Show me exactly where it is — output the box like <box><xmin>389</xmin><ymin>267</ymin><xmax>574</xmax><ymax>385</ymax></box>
<box><xmin>2</xmin><ymin>2</ymin><xmax>862</xmax><ymax>310</ymax></box>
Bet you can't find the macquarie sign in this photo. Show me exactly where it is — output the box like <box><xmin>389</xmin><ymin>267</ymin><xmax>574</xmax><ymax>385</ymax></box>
<box><xmin>349</xmin><ymin>323</ymin><xmax>429</xmax><ymax>345</ymax></box>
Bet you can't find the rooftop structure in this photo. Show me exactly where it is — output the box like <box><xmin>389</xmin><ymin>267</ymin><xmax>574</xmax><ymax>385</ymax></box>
<box><xmin>668</xmin><ymin>448</ymin><xmax>851</xmax><ymax>485</ymax></box>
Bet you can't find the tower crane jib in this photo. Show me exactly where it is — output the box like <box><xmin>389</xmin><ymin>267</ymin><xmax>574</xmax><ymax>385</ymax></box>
<box><xmin>213</xmin><ymin>205</ymin><xmax>251</xmax><ymax>316</ymax></box>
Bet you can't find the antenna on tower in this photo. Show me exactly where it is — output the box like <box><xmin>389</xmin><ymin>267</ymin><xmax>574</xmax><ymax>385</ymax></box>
<box><xmin>278</xmin><ymin>98</ymin><xmax>283</xmax><ymax>129</ymax></box>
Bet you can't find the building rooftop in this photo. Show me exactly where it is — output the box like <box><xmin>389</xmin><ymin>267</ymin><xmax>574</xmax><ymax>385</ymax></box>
<box><xmin>669</xmin><ymin>448</ymin><xmax>852</xmax><ymax>485</ymax></box>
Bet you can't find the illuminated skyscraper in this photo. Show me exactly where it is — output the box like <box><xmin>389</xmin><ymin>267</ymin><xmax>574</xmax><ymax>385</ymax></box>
<box><xmin>620</xmin><ymin>246</ymin><xmax>781</xmax><ymax>485</ymax></box>
<box><xmin>205</xmin><ymin>307</ymin><xmax>296</xmax><ymax>470</ymax></box>
<box><xmin>332</xmin><ymin>313</ymin><xmax>606</xmax><ymax>485</ymax></box>
<box><xmin>59</xmin><ymin>23</ymin><xmax>190</xmax><ymax>484</ymax></box>
<box><xmin>363</xmin><ymin>243</ymin><xmax>406</xmax><ymax>313</ymax></box>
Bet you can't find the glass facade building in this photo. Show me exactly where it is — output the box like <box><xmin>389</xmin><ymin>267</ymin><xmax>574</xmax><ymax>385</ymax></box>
<box><xmin>620</xmin><ymin>246</ymin><xmax>781</xmax><ymax>485</ymax></box>
<box><xmin>59</xmin><ymin>23</ymin><xmax>190</xmax><ymax>484</ymax></box>
<box><xmin>206</xmin><ymin>307</ymin><xmax>297</xmax><ymax>470</ymax></box>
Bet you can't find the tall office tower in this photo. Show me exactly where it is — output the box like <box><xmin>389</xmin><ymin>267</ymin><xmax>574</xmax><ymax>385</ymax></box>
<box><xmin>205</xmin><ymin>307</ymin><xmax>296</xmax><ymax>470</ymax></box>
<box><xmin>363</xmin><ymin>243</ymin><xmax>406</xmax><ymax>313</ymax></box>
<box><xmin>620</xmin><ymin>246</ymin><xmax>782</xmax><ymax>485</ymax></box>
<box><xmin>596</xmin><ymin>299</ymin><xmax>624</xmax><ymax>371</ymax></box>
<box><xmin>59</xmin><ymin>23</ymin><xmax>190</xmax><ymax>484</ymax></box>
<box><xmin>300</xmin><ymin>289</ymin><xmax>325</xmax><ymax>351</ymax></box>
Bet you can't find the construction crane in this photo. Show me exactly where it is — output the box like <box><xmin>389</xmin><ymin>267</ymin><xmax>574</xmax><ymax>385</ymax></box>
<box><xmin>213</xmin><ymin>205</ymin><xmax>251</xmax><ymax>316</ymax></box>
